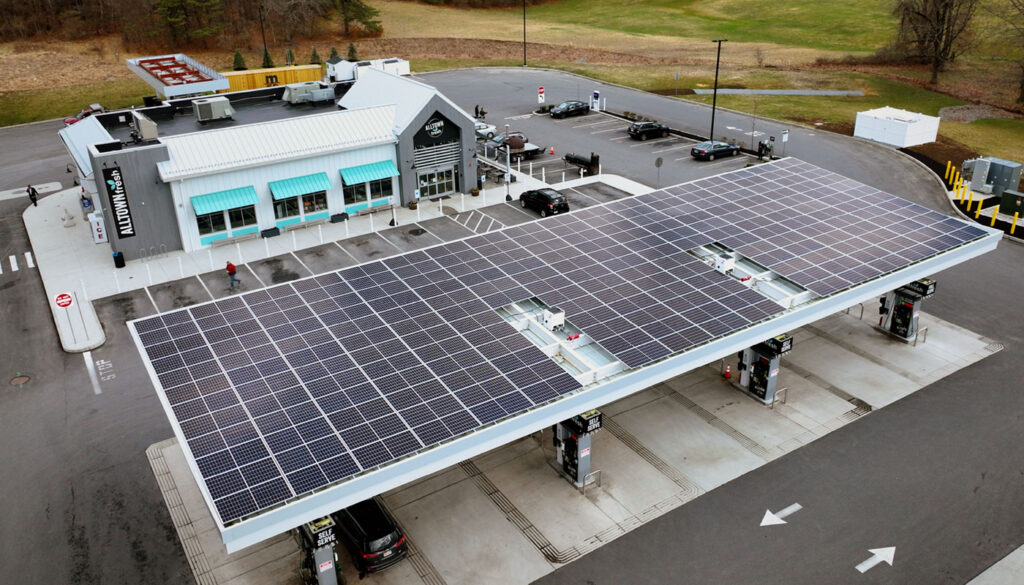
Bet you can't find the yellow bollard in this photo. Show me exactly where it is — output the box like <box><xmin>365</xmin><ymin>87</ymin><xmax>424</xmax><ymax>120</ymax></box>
<box><xmin>955</xmin><ymin>176</ymin><xmax>963</xmax><ymax>197</ymax></box>
<box><xmin>954</xmin><ymin>170</ymin><xmax>961</xmax><ymax>189</ymax></box>
<box><xmin>957</xmin><ymin>183</ymin><xmax>965</xmax><ymax>203</ymax></box>
<box><xmin>1012</xmin><ymin>212</ymin><xmax>1019</xmax><ymax>235</ymax></box>
<box><xmin>991</xmin><ymin>206</ymin><xmax>999</xmax><ymax>227</ymax></box>
<box><xmin>944</xmin><ymin>161</ymin><xmax>952</xmax><ymax>181</ymax></box>
<box><xmin>975</xmin><ymin>200</ymin><xmax>983</xmax><ymax>219</ymax></box>
<box><xmin>966</xmin><ymin>192</ymin><xmax>974</xmax><ymax>211</ymax></box>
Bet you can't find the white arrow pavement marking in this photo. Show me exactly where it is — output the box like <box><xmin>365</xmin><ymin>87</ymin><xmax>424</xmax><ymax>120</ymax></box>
<box><xmin>855</xmin><ymin>547</ymin><xmax>895</xmax><ymax>573</ymax></box>
<box><xmin>760</xmin><ymin>503</ymin><xmax>803</xmax><ymax>526</ymax></box>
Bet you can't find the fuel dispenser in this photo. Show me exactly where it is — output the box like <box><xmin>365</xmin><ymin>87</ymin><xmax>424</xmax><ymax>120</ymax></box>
<box><xmin>736</xmin><ymin>334</ymin><xmax>793</xmax><ymax>404</ymax></box>
<box><xmin>878</xmin><ymin>278</ymin><xmax>936</xmax><ymax>343</ymax></box>
<box><xmin>552</xmin><ymin>410</ymin><xmax>602</xmax><ymax>488</ymax></box>
<box><xmin>297</xmin><ymin>516</ymin><xmax>344</xmax><ymax>585</ymax></box>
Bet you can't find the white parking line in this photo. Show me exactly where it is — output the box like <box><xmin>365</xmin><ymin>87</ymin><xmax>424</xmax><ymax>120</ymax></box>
<box><xmin>630</xmin><ymin>137</ymin><xmax>675</xmax><ymax>147</ymax></box>
<box><xmin>9</xmin><ymin>255</ymin><xmax>18</xmax><ymax>271</ymax></box>
<box><xmin>24</xmin><ymin>251</ymin><xmax>34</xmax><ymax>268</ymax></box>
<box><xmin>652</xmin><ymin>144</ymin><xmax>694</xmax><ymax>154</ymax></box>
<box><xmin>676</xmin><ymin>154</ymin><xmax>745</xmax><ymax>164</ymax></box>
<box><xmin>573</xmin><ymin>120</ymin><xmax>619</xmax><ymax>129</ymax></box>
<box><xmin>591</xmin><ymin>127</ymin><xmax>625</xmax><ymax>134</ymax></box>
<box><xmin>83</xmin><ymin>351</ymin><xmax>103</xmax><ymax>395</ymax></box>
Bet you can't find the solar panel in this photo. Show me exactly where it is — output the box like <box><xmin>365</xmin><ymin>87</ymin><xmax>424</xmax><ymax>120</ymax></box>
<box><xmin>131</xmin><ymin>158</ymin><xmax>989</xmax><ymax>526</ymax></box>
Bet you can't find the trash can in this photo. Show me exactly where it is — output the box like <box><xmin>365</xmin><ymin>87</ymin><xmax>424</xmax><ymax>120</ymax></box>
<box><xmin>477</xmin><ymin>175</ymin><xmax>485</xmax><ymax>190</ymax></box>
<box><xmin>113</xmin><ymin>251</ymin><xmax>126</xmax><ymax>268</ymax></box>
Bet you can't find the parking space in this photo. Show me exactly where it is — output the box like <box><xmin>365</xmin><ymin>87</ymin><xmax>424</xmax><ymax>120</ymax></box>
<box><xmin>336</xmin><ymin>232</ymin><xmax>404</xmax><ymax>263</ymax></box>
<box><xmin>484</xmin><ymin>111</ymin><xmax>753</xmax><ymax>189</ymax></box>
<box><xmin>147</xmin><ymin>276</ymin><xmax>213</xmax><ymax>312</ymax></box>
<box><xmin>198</xmin><ymin>264</ymin><xmax>265</xmax><ymax>297</ymax></box>
<box><xmin>244</xmin><ymin>254</ymin><xmax>312</xmax><ymax>286</ymax></box>
<box><xmin>377</xmin><ymin>222</ymin><xmax>446</xmax><ymax>252</ymax></box>
<box><xmin>292</xmin><ymin>242</ymin><xmax>359</xmax><ymax>275</ymax></box>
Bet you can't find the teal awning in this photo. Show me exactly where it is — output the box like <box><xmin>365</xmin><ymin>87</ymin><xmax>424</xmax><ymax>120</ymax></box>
<box><xmin>190</xmin><ymin>186</ymin><xmax>259</xmax><ymax>215</ymax></box>
<box><xmin>339</xmin><ymin>160</ymin><xmax>399</xmax><ymax>186</ymax></box>
<box><xmin>268</xmin><ymin>172</ymin><xmax>333</xmax><ymax>201</ymax></box>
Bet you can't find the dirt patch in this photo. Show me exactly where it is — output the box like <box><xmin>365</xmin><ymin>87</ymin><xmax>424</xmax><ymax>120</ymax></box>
<box><xmin>938</xmin><ymin>105</ymin><xmax>1023</xmax><ymax>124</ymax></box>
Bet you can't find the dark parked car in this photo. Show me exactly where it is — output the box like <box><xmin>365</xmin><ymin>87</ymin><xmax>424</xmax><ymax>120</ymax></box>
<box><xmin>520</xmin><ymin>188</ymin><xmax>569</xmax><ymax>217</ymax></box>
<box><xmin>332</xmin><ymin>498</ymin><xmax>407</xmax><ymax>577</ymax></box>
<box><xmin>690</xmin><ymin>140</ymin><xmax>740</xmax><ymax>161</ymax></box>
<box><xmin>628</xmin><ymin>121</ymin><xmax>670</xmax><ymax>141</ymax></box>
<box><xmin>550</xmin><ymin>100</ymin><xmax>589</xmax><ymax>119</ymax></box>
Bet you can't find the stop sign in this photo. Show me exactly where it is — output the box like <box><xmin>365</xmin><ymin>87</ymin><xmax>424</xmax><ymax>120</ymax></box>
<box><xmin>538</xmin><ymin>86</ymin><xmax>544</xmax><ymax>95</ymax></box>
<box><xmin>55</xmin><ymin>293</ymin><xmax>73</xmax><ymax>308</ymax></box>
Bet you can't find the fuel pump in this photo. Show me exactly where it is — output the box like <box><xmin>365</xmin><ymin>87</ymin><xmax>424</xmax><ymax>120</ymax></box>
<box><xmin>736</xmin><ymin>333</ymin><xmax>793</xmax><ymax>404</ymax></box>
<box><xmin>297</xmin><ymin>516</ymin><xmax>344</xmax><ymax>585</ymax></box>
<box><xmin>878</xmin><ymin>278</ymin><xmax>936</xmax><ymax>343</ymax></box>
<box><xmin>552</xmin><ymin>410</ymin><xmax>602</xmax><ymax>488</ymax></box>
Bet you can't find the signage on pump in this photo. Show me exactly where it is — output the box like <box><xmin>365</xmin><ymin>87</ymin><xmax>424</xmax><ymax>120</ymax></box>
<box><xmin>318</xmin><ymin>560</ymin><xmax>333</xmax><ymax>573</ymax></box>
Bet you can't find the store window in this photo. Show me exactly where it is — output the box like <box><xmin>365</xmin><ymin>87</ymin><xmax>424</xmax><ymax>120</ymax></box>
<box><xmin>197</xmin><ymin>204</ymin><xmax>256</xmax><ymax>236</ymax></box>
<box><xmin>344</xmin><ymin>182</ymin><xmax>367</xmax><ymax>206</ymax></box>
<box><xmin>197</xmin><ymin>210</ymin><xmax>227</xmax><ymax>236</ymax></box>
<box><xmin>303</xmin><ymin>191</ymin><xmax>328</xmax><ymax>213</ymax></box>
<box><xmin>274</xmin><ymin>196</ymin><xmax>300</xmax><ymax>219</ymax></box>
<box><xmin>369</xmin><ymin>178</ymin><xmax>393</xmax><ymax>201</ymax></box>
<box><xmin>228</xmin><ymin>205</ymin><xmax>258</xmax><ymax>228</ymax></box>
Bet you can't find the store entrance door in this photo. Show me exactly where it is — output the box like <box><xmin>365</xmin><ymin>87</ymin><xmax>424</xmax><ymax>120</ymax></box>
<box><xmin>416</xmin><ymin>167</ymin><xmax>458</xmax><ymax>199</ymax></box>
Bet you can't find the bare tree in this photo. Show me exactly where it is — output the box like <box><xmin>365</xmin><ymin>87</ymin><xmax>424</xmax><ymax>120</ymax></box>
<box><xmin>893</xmin><ymin>0</ymin><xmax>978</xmax><ymax>84</ymax></box>
<box><xmin>988</xmin><ymin>0</ymin><xmax>1024</xmax><ymax>103</ymax></box>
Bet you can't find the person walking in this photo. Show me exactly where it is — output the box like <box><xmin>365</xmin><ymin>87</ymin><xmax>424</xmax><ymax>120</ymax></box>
<box><xmin>26</xmin><ymin>185</ymin><xmax>39</xmax><ymax>207</ymax></box>
<box><xmin>226</xmin><ymin>261</ymin><xmax>240</xmax><ymax>288</ymax></box>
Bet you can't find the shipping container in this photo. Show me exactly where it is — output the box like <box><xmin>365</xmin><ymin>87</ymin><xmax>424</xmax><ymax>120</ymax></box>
<box><xmin>219</xmin><ymin>64</ymin><xmax>323</xmax><ymax>93</ymax></box>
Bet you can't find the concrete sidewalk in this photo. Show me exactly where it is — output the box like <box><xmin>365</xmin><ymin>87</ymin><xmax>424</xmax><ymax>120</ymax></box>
<box><xmin>146</xmin><ymin>309</ymin><xmax>1001</xmax><ymax>585</ymax></box>
<box><xmin>26</xmin><ymin>168</ymin><xmax>650</xmax><ymax>353</ymax></box>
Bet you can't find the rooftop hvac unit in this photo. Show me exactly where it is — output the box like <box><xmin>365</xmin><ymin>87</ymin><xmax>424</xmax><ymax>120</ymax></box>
<box><xmin>283</xmin><ymin>81</ymin><xmax>325</xmax><ymax>104</ymax></box>
<box><xmin>130</xmin><ymin>110</ymin><xmax>158</xmax><ymax>141</ymax></box>
<box><xmin>193</xmin><ymin>96</ymin><xmax>235</xmax><ymax>124</ymax></box>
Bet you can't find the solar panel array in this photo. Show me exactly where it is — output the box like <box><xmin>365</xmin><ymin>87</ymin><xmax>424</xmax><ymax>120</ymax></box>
<box><xmin>131</xmin><ymin>158</ymin><xmax>988</xmax><ymax>525</ymax></box>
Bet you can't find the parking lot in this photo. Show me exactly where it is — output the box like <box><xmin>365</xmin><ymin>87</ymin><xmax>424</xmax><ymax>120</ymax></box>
<box><xmin>479</xmin><ymin>110</ymin><xmax>752</xmax><ymax>189</ymax></box>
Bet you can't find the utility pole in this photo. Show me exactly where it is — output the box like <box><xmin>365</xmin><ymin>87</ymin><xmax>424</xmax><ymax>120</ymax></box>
<box><xmin>522</xmin><ymin>0</ymin><xmax>527</xmax><ymax>67</ymax></box>
<box><xmin>709</xmin><ymin>39</ymin><xmax>727</xmax><ymax>143</ymax></box>
<box><xmin>258</xmin><ymin>4</ymin><xmax>268</xmax><ymax>59</ymax></box>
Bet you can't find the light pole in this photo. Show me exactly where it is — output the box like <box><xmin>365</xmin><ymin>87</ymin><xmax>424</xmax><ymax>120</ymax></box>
<box><xmin>258</xmin><ymin>4</ymin><xmax>268</xmax><ymax>60</ymax></box>
<box><xmin>522</xmin><ymin>0</ymin><xmax>527</xmax><ymax>67</ymax></box>
<box><xmin>709</xmin><ymin>39</ymin><xmax>727</xmax><ymax>143</ymax></box>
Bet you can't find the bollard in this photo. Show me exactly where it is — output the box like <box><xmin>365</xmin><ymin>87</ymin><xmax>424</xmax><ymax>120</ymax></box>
<box><xmin>966</xmin><ymin>192</ymin><xmax>974</xmax><ymax>212</ymax></box>
<box><xmin>236</xmin><ymin>242</ymin><xmax>242</xmax><ymax>263</ymax></box>
<box><xmin>146</xmin><ymin>263</ymin><xmax>153</xmax><ymax>286</ymax></box>
<box><xmin>416</xmin><ymin>205</ymin><xmax>421</xmax><ymax>222</ymax></box>
<box><xmin>944</xmin><ymin>160</ymin><xmax>951</xmax><ymax>181</ymax></box>
<box><xmin>264</xmin><ymin>237</ymin><xmax>270</xmax><ymax>257</ymax></box>
<box><xmin>542</xmin><ymin>167</ymin><xmax>545</xmax><ymax>183</ymax></box>
<box><xmin>391</xmin><ymin>205</ymin><xmax>397</xmax><ymax>227</ymax></box>
<box><xmin>958</xmin><ymin>183</ymin><xmax>966</xmax><ymax>203</ymax></box>
<box><xmin>991</xmin><ymin>206</ymin><xmax>999</xmax><ymax>227</ymax></box>
<box><xmin>292</xmin><ymin>230</ymin><xmax>297</xmax><ymax>250</ymax></box>
<box><xmin>562</xmin><ymin>171</ymin><xmax>565</xmax><ymax>183</ymax></box>
<box><xmin>529</xmin><ymin>161</ymin><xmax>533</xmax><ymax>176</ymax></box>
<box><xmin>975</xmin><ymin>199</ymin><xmax>983</xmax><ymax>219</ymax></box>
<box><xmin>461</xmin><ymin>193</ymin><xmax>466</xmax><ymax>212</ymax></box>
<box><xmin>369</xmin><ymin>211</ymin><xmax>374</xmax><ymax>232</ymax></box>
<box><xmin>1012</xmin><ymin>212</ymin><xmax>1019</xmax><ymax>235</ymax></box>
<box><xmin>517</xmin><ymin>158</ymin><xmax>521</xmax><ymax>173</ymax></box>
<box><xmin>178</xmin><ymin>256</ymin><xmax>184</xmax><ymax>278</ymax></box>
<box><xmin>345</xmin><ymin>218</ymin><xmax>350</xmax><ymax>237</ymax></box>
<box><xmin>439</xmin><ymin>197</ymin><xmax>443</xmax><ymax>215</ymax></box>
<box><xmin>318</xmin><ymin>224</ymin><xmax>323</xmax><ymax>244</ymax></box>
<box><xmin>113</xmin><ymin>270</ymin><xmax>121</xmax><ymax>293</ymax></box>
<box><xmin>208</xmin><ymin>249</ymin><xmax>214</xmax><ymax>270</ymax></box>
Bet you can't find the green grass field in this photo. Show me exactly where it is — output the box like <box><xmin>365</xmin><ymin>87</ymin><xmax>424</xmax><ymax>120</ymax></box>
<box><xmin>527</xmin><ymin>0</ymin><xmax>894</xmax><ymax>52</ymax></box>
<box><xmin>0</xmin><ymin>78</ymin><xmax>151</xmax><ymax>128</ymax></box>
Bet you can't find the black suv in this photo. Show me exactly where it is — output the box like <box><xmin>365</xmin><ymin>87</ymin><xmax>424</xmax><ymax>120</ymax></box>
<box><xmin>628</xmin><ymin>121</ymin><xmax>670</xmax><ymax>140</ymax></box>
<box><xmin>332</xmin><ymin>498</ymin><xmax>407</xmax><ymax>577</ymax></box>
<box><xmin>520</xmin><ymin>188</ymin><xmax>569</xmax><ymax>217</ymax></box>
<box><xmin>690</xmin><ymin>140</ymin><xmax>740</xmax><ymax>161</ymax></box>
<box><xmin>550</xmin><ymin>100</ymin><xmax>589</xmax><ymax>119</ymax></box>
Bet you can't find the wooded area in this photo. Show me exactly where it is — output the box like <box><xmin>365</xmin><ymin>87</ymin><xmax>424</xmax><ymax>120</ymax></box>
<box><xmin>0</xmin><ymin>0</ymin><xmax>381</xmax><ymax>48</ymax></box>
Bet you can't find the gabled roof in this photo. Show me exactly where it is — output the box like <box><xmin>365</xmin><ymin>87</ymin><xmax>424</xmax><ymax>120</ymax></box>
<box><xmin>337</xmin><ymin>68</ymin><xmax>474</xmax><ymax>134</ymax></box>
<box><xmin>157</xmin><ymin>105</ymin><xmax>397</xmax><ymax>181</ymax></box>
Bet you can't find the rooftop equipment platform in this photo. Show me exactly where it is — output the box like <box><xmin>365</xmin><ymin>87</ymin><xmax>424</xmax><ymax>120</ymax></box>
<box><xmin>127</xmin><ymin>54</ymin><xmax>230</xmax><ymax>98</ymax></box>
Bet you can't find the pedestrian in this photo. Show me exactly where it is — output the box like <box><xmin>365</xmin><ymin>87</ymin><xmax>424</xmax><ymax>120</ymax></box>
<box><xmin>27</xmin><ymin>185</ymin><xmax>39</xmax><ymax>207</ymax></box>
<box><xmin>226</xmin><ymin>261</ymin><xmax>240</xmax><ymax>288</ymax></box>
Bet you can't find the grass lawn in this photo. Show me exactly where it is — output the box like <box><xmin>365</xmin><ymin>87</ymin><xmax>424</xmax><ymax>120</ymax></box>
<box><xmin>0</xmin><ymin>78</ymin><xmax>151</xmax><ymax>127</ymax></box>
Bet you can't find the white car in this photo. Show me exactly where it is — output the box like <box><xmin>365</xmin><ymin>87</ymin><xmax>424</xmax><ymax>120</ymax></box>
<box><xmin>475</xmin><ymin>121</ymin><xmax>496</xmax><ymax>141</ymax></box>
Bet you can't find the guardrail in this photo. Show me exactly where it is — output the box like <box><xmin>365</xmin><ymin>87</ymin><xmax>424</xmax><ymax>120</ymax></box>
<box><xmin>769</xmin><ymin>387</ymin><xmax>789</xmax><ymax>410</ymax></box>
<box><xmin>581</xmin><ymin>469</ymin><xmax>602</xmax><ymax>495</ymax></box>
<box><xmin>914</xmin><ymin>327</ymin><xmax>929</xmax><ymax>347</ymax></box>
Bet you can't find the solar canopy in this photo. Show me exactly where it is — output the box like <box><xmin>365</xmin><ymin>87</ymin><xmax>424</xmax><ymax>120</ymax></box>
<box><xmin>130</xmin><ymin>158</ymin><xmax>994</xmax><ymax>546</ymax></box>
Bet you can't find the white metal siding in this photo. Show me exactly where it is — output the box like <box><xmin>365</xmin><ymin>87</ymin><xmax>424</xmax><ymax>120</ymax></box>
<box><xmin>172</xmin><ymin>143</ymin><xmax>397</xmax><ymax>252</ymax></box>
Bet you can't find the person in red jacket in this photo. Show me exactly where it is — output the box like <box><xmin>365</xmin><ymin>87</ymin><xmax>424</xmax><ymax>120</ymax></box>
<box><xmin>226</xmin><ymin>261</ymin><xmax>240</xmax><ymax>288</ymax></box>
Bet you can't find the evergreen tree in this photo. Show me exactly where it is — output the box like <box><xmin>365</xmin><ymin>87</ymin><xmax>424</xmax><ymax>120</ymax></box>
<box><xmin>310</xmin><ymin>48</ymin><xmax>322</xmax><ymax>65</ymax></box>
<box><xmin>329</xmin><ymin>47</ymin><xmax>340</xmax><ymax>60</ymax></box>
<box><xmin>334</xmin><ymin>0</ymin><xmax>382</xmax><ymax>36</ymax></box>
<box><xmin>262</xmin><ymin>48</ymin><xmax>275</xmax><ymax>68</ymax></box>
<box><xmin>347</xmin><ymin>43</ymin><xmax>358</xmax><ymax>61</ymax></box>
<box><xmin>232</xmin><ymin>50</ymin><xmax>247</xmax><ymax>71</ymax></box>
<box><xmin>286</xmin><ymin>48</ymin><xmax>295</xmax><ymax>66</ymax></box>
